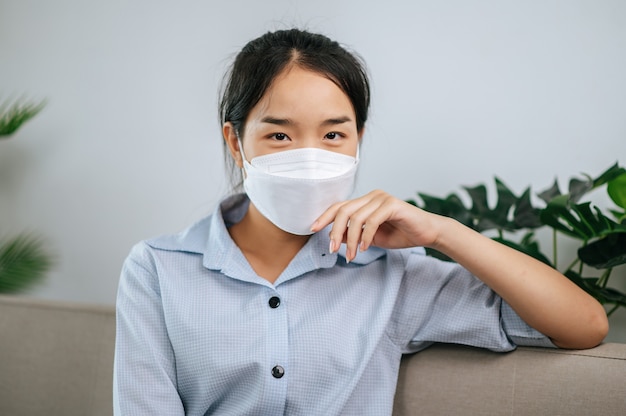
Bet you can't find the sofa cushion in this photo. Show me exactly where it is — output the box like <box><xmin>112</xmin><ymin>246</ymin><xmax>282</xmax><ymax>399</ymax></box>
<box><xmin>0</xmin><ymin>295</ymin><xmax>115</xmax><ymax>416</ymax></box>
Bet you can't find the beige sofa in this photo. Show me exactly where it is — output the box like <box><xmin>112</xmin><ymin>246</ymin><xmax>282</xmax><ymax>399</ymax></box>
<box><xmin>1</xmin><ymin>295</ymin><xmax>625</xmax><ymax>415</ymax></box>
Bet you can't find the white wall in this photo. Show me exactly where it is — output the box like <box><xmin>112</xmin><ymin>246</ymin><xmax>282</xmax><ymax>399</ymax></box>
<box><xmin>2</xmin><ymin>0</ymin><xmax>625</xmax><ymax>338</ymax></box>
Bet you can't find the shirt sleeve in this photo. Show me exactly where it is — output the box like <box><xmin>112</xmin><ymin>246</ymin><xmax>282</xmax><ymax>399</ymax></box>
<box><xmin>500</xmin><ymin>301</ymin><xmax>556</xmax><ymax>348</ymax></box>
<box><xmin>389</xmin><ymin>249</ymin><xmax>555</xmax><ymax>354</ymax></box>
<box><xmin>113</xmin><ymin>242</ymin><xmax>185</xmax><ymax>415</ymax></box>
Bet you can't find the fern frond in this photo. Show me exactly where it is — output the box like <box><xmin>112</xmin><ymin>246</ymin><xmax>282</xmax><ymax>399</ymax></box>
<box><xmin>0</xmin><ymin>98</ymin><xmax>46</xmax><ymax>137</ymax></box>
<box><xmin>0</xmin><ymin>233</ymin><xmax>53</xmax><ymax>293</ymax></box>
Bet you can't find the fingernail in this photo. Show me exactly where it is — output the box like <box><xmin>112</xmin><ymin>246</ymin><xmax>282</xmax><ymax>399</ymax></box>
<box><xmin>311</xmin><ymin>220</ymin><xmax>318</xmax><ymax>232</ymax></box>
<box><xmin>329</xmin><ymin>239</ymin><xmax>335</xmax><ymax>254</ymax></box>
<box><xmin>359</xmin><ymin>241</ymin><xmax>366</xmax><ymax>252</ymax></box>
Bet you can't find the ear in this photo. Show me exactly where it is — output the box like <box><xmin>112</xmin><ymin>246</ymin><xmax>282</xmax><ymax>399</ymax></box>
<box><xmin>223</xmin><ymin>122</ymin><xmax>243</xmax><ymax>168</ymax></box>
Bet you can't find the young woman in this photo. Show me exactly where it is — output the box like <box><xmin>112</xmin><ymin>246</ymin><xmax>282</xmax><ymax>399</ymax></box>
<box><xmin>113</xmin><ymin>28</ymin><xmax>608</xmax><ymax>415</ymax></box>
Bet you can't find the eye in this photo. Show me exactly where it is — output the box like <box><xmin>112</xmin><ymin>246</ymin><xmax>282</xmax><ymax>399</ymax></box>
<box><xmin>270</xmin><ymin>133</ymin><xmax>290</xmax><ymax>141</ymax></box>
<box><xmin>324</xmin><ymin>132</ymin><xmax>343</xmax><ymax>140</ymax></box>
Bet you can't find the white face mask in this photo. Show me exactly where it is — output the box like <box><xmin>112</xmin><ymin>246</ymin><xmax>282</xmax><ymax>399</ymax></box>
<box><xmin>241</xmin><ymin>146</ymin><xmax>359</xmax><ymax>235</ymax></box>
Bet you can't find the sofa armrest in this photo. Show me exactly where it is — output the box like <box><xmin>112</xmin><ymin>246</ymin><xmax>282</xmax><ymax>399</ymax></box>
<box><xmin>393</xmin><ymin>342</ymin><xmax>626</xmax><ymax>416</ymax></box>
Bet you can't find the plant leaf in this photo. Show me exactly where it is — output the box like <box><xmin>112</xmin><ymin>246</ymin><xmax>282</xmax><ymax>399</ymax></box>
<box><xmin>596</xmin><ymin>287</ymin><xmax>626</xmax><ymax>307</ymax></box>
<box><xmin>462</xmin><ymin>178</ymin><xmax>526</xmax><ymax>232</ymax></box>
<box><xmin>541</xmin><ymin>197</ymin><xmax>626</xmax><ymax>240</ymax></box>
<box><xmin>411</xmin><ymin>163</ymin><xmax>626</xmax><ymax>315</ymax></box>
<box><xmin>416</xmin><ymin>178</ymin><xmax>544</xmax><ymax>233</ymax></box>
<box><xmin>592</xmin><ymin>162</ymin><xmax>626</xmax><ymax>188</ymax></box>
<box><xmin>424</xmin><ymin>247</ymin><xmax>453</xmax><ymax>262</ymax></box>
<box><xmin>578</xmin><ymin>232</ymin><xmax>626</xmax><ymax>269</ymax></box>
<box><xmin>416</xmin><ymin>192</ymin><xmax>475</xmax><ymax>230</ymax></box>
<box><xmin>564</xmin><ymin>270</ymin><xmax>596</xmax><ymax>296</ymax></box>
<box><xmin>0</xmin><ymin>98</ymin><xmax>46</xmax><ymax>137</ymax></box>
<box><xmin>492</xmin><ymin>178</ymin><xmax>518</xmax><ymax>227</ymax></box>
<box><xmin>463</xmin><ymin>184</ymin><xmax>490</xmax><ymax>217</ymax></box>
<box><xmin>538</xmin><ymin>164</ymin><xmax>626</xmax><ymax>206</ymax></box>
<box><xmin>569</xmin><ymin>176</ymin><xmax>593</xmax><ymax>203</ymax></box>
<box><xmin>513</xmin><ymin>187</ymin><xmax>542</xmax><ymax>228</ymax></box>
<box><xmin>540</xmin><ymin>195</ymin><xmax>584</xmax><ymax>238</ymax></box>
<box><xmin>537</xmin><ymin>179</ymin><xmax>560</xmax><ymax>204</ymax></box>
<box><xmin>609</xmin><ymin>209</ymin><xmax>626</xmax><ymax>223</ymax></box>
<box><xmin>0</xmin><ymin>233</ymin><xmax>53</xmax><ymax>293</ymax></box>
<box><xmin>608</xmin><ymin>172</ymin><xmax>626</xmax><ymax>209</ymax></box>
<box><xmin>493</xmin><ymin>236</ymin><xmax>552</xmax><ymax>266</ymax></box>
<box><xmin>569</xmin><ymin>163</ymin><xmax>626</xmax><ymax>203</ymax></box>
<box><xmin>563</xmin><ymin>270</ymin><xmax>626</xmax><ymax>308</ymax></box>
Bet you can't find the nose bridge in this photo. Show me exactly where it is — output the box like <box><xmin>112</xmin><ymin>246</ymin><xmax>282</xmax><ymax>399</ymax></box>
<box><xmin>295</xmin><ymin>129</ymin><xmax>321</xmax><ymax>149</ymax></box>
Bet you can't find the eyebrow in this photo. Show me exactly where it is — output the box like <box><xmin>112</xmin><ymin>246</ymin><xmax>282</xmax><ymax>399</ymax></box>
<box><xmin>260</xmin><ymin>115</ymin><xmax>353</xmax><ymax>127</ymax></box>
<box><xmin>260</xmin><ymin>116</ymin><xmax>293</xmax><ymax>126</ymax></box>
<box><xmin>321</xmin><ymin>116</ymin><xmax>352</xmax><ymax>126</ymax></box>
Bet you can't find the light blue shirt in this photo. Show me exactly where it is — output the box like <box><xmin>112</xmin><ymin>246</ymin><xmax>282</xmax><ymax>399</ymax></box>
<box><xmin>113</xmin><ymin>194</ymin><xmax>553</xmax><ymax>415</ymax></box>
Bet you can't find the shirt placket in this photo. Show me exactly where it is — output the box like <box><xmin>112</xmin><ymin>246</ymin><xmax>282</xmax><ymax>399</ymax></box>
<box><xmin>261</xmin><ymin>287</ymin><xmax>289</xmax><ymax>414</ymax></box>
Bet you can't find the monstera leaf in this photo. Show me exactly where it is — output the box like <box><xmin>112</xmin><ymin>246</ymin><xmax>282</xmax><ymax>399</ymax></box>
<box><xmin>540</xmin><ymin>197</ymin><xmax>626</xmax><ymax>240</ymax></box>
<box><xmin>539</xmin><ymin>164</ymin><xmax>626</xmax><ymax>271</ymax></box>
<box><xmin>608</xmin><ymin>172</ymin><xmax>626</xmax><ymax>222</ymax></box>
<box><xmin>538</xmin><ymin>163</ymin><xmax>626</xmax><ymax>204</ymax></box>
<box><xmin>578</xmin><ymin>233</ymin><xmax>626</xmax><ymax>269</ymax></box>
<box><xmin>410</xmin><ymin>162</ymin><xmax>626</xmax><ymax>315</ymax></box>
<box><xmin>493</xmin><ymin>233</ymin><xmax>552</xmax><ymax>267</ymax></box>
<box><xmin>410</xmin><ymin>193</ymin><xmax>474</xmax><ymax>230</ymax></box>
<box><xmin>565</xmin><ymin>270</ymin><xmax>626</xmax><ymax>309</ymax></box>
<box><xmin>411</xmin><ymin>178</ymin><xmax>542</xmax><ymax>234</ymax></box>
<box><xmin>410</xmin><ymin>178</ymin><xmax>545</xmax><ymax>264</ymax></box>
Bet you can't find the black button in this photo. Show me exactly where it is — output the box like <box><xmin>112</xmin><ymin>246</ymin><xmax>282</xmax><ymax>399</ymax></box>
<box><xmin>268</xmin><ymin>296</ymin><xmax>281</xmax><ymax>308</ymax></box>
<box><xmin>272</xmin><ymin>365</ymin><xmax>285</xmax><ymax>379</ymax></box>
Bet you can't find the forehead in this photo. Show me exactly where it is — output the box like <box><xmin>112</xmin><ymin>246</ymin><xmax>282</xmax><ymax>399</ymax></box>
<box><xmin>248</xmin><ymin>66</ymin><xmax>355</xmax><ymax>120</ymax></box>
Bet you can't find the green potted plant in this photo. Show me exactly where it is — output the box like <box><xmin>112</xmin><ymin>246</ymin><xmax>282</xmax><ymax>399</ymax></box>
<box><xmin>0</xmin><ymin>97</ymin><xmax>52</xmax><ymax>293</ymax></box>
<box><xmin>408</xmin><ymin>163</ymin><xmax>626</xmax><ymax>316</ymax></box>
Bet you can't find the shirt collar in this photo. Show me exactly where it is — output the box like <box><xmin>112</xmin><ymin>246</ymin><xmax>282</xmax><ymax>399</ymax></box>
<box><xmin>146</xmin><ymin>193</ymin><xmax>386</xmax><ymax>285</ymax></box>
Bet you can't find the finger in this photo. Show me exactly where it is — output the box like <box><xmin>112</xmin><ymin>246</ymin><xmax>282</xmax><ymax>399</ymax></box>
<box><xmin>359</xmin><ymin>196</ymin><xmax>397</xmax><ymax>251</ymax></box>
<box><xmin>341</xmin><ymin>191</ymin><xmax>392</xmax><ymax>261</ymax></box>
<box><xmin>343</xmin><ymin>197</ymin><xmax>385</xmax><ymax>261</ymax></box>
<box><xmin>326</xmin><ymin>196</ymin><xmax>373</xmax><ymax>255</ymax></box>
<box><xmin>329</xmin><ymin>200</ymin><xmax>366</xmax><ymax>256</ymax></box>
<box><xmin>310</xmin><ymin>200</ymin><xmax>347</xmax><ymax>233</ymax></box>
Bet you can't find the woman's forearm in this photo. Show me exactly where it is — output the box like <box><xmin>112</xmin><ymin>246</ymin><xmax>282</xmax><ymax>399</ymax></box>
<box><xmin>432</xmin><ymin>217</ymin><xmax>609</xmax><ymax>349</ymax></box>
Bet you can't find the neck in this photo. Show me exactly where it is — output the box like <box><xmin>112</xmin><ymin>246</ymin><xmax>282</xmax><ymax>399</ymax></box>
<box><xmin>228</xmin><ymin>202</ymin><xmax>310</xmax><ymax>283</ymax></box>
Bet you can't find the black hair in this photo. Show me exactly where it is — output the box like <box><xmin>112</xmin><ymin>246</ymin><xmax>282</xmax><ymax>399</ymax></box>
<box><xmin>219</xmin><ymin>28</ymin><xmax>370</xmax><ymax>191</ymax></box>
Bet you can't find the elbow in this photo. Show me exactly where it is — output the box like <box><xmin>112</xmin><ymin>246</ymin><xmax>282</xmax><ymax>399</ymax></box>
<box><xmin>554</xmin><ymin>304</ymin><xmax>609</xmax><ymax>350</ymax></box>
<box><xmin>588</xmin><ymin>306</ymin><xmax>610</xmax><ymax>347</ymax></box>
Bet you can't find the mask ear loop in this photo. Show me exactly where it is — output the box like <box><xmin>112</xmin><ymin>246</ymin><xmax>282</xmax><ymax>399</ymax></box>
<box><xmin>235</xmin><ymin>131</ymin><xmax>249</xmax><ymax>178</ymax></box>
<box><xmin>234</xmin><ymin>131</ymin><xmax>246</xmax><ymax>161</ymax></box>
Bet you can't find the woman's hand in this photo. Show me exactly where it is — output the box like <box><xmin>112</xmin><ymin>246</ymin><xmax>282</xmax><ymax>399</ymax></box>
<box><xmin>311</xmin><ymin>190</ymin><xmax>441</xmax><ymax>261</ymax></box>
